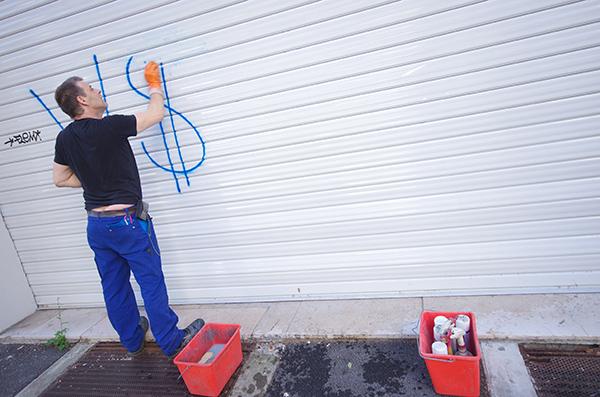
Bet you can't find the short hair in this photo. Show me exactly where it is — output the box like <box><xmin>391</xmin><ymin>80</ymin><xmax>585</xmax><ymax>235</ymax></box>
<box><xmin>55</xmin><ymin>76</ymin><xmax>84</xmax><ymax>118</ymax></box>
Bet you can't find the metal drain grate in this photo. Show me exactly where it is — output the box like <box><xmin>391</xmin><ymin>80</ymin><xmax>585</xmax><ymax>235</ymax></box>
<box><xmin>40</xmin><ymin>342</ymin><xmax>247</xmax><ymax>397</ymax></box>
<box><xmin>520</xmin><ymin>344</ymin><xmax>600</xmax><ymax>397</ymax></box>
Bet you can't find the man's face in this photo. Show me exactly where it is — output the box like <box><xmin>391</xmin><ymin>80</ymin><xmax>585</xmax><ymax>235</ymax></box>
<box><xmin>77</xmin><ymin>80</ymin><xmax>106</xmax><ymax>112</ymax></box>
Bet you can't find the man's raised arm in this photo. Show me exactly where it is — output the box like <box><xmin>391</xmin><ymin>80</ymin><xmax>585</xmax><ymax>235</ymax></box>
<box><xmin>135</xmin><ymin>61</ymin><xmax>165</xmax><ymax>133</ymax></box>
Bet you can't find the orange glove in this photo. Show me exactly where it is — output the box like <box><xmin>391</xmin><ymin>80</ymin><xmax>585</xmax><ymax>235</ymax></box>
<box><xmin>144</xmin><ymin>61</ymin><xmax>161</xmax><ymax>89</ymax></box>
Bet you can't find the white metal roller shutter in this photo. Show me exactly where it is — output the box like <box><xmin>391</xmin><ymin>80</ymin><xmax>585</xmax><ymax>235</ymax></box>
<box><xmin>0</xmin><ymin>0</ymin><xmax>599</xmax><ymax>308</ymax></box>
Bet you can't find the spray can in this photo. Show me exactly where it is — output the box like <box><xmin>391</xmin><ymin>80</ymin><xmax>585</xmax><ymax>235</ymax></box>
<box><xmin>433</xmin><ymin>324</ymin><xmax>444</xmax><ymax>341</ymax></box>
<box><xmin>434</xmin><ymin>315</ymin><xmax>448</xmax><ymax>327</ymax></box>
<box><xmin>433</xmin><ymin>316</ymin><xmax>448</xmax><ymax>343</ymax></box>
<box><xmin>432</xmin><ymin>341</ymin><xmax>448</xmax><ymax>355</ymax></box>
<box><xmin>455</xmin><ymin>315</ymin><xmax>471</xmax><ymax>351</ymax></box>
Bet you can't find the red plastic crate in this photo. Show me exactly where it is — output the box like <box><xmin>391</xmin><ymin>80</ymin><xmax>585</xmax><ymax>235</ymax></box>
<box><xmin>418</xmin><ymin>311</ymin><xmax>481</xmax><ymax>397</ymax></box>
<box><xmin>173</xmin><ymin>323</ymin><xmax>242</xmax><ymax>396</ymax></box>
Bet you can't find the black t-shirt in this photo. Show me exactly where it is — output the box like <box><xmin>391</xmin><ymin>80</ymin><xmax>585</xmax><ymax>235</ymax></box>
<box><xmin>54</xmin><ymin>114</ymin><xmax>142</xmax><ymax>210</ymax></box>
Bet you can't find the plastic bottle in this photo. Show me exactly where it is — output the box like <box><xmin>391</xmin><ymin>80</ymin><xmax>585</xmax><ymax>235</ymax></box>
<box><xmin>451</xmin><ymin>328</ymin><xmax>473</xmax><ymax>356</ymax></box>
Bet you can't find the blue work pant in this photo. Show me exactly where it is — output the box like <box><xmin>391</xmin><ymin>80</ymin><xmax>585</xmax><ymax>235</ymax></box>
<box><xmin>87</xmin><ymin>215</ymin><xmax>184</xmax><ymax>356</ymax></box>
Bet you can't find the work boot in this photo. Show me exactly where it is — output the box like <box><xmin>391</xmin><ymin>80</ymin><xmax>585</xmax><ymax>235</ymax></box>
<box><xmin>127</xmin><ymin>316</ymin><xmax>149</xmax><ymax>357</ymax></box>
<box><xmin>169</xmin><ymin>318</ymin><xmax>205</xmax><ymax>359</ymax></box>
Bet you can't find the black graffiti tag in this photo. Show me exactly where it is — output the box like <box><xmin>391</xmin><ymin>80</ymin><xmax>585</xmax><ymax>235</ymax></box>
<box><xmin>4</xmin><ymin>130</ymin><xmax>42</xmax><ymax>147</ymax></box>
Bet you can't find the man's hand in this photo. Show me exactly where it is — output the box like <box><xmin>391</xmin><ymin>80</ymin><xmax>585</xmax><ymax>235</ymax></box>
<box><xmin>136</xmin><ymin>60</ymin><xmax>165</xmax><ymax>132</ymax></box>
<box><xmin>144</xmin><ymin>61</ymin><xmax>161</xmax><ymax>89</ymax></box>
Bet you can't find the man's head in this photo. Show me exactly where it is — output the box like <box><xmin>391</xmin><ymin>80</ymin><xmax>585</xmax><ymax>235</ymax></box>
<box><xmin>55</xmin><ymin>77</ymin><xmax>106</xmax><ymax>119</ymax></box>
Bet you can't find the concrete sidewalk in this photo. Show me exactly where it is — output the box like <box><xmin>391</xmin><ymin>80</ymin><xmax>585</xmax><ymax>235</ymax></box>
<box><xmin>2</xmin><ymin>293</ymin><xmax>597</xmax><ymax>343</ymax></box>
<box><xmin>1</xmin><ymin>293</ymin><xmax>599</xmax><ymax>397</ymax></box>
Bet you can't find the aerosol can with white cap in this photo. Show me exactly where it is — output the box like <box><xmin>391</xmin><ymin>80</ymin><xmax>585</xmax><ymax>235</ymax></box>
<box><xmin>433</xmin><ymin>316</ymin><xmax>456</xmax><ymax>354</ymax></box>
<box><xmin>431</xmin><ymin>341</ymin><xmax>449</xmax><ymax>355</ymax></box>
<box><xmin>433</xmin><ymin>315</ymin><xmax>448</xmax><ymax>327</ymax></box>
<box><xmin>455</xmin><ymin>314</ymin><xmax>471</xmax><ymax>351</ymax></box>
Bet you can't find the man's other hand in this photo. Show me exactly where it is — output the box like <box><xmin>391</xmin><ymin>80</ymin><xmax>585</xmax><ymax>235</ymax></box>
<box><xmin>53</xmin><ymin>162</ymin><xmax>82</xmax><ymax>188</ymax></box>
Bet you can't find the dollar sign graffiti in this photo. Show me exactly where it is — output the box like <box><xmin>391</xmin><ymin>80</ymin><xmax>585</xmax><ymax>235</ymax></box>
<box><xmin>29</xmin><ymin>55</ymin><xmax>206</xmax><ymax>194</ymax></box>
<box><xmin>125</xmin><ymin>56</ymin><xmax>206</xmax><ymax>193</ymax></box>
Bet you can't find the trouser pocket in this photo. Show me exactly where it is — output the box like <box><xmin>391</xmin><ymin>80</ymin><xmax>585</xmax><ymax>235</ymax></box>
<box><xmin>137</xmin><ymin>218</ymin><xmax>149</xmax><ymax>234</ymax></box>
<box><xmin>135</xmin><ymin>217</ymin><xmax>160</xmax><ymax>256</ymax></box>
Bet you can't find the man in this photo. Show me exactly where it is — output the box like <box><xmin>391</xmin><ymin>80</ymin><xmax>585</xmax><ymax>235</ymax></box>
<box><xmin>52</xmin><ymin>62</ymin><xmax>203</xmax><ymax>358</ymax></box>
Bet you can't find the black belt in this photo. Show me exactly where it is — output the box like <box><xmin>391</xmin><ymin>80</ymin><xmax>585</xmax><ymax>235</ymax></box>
<box><xmin>88</xmin><ymin>208</ymin><xmax>134</xmax><ymax>217</ymax></box>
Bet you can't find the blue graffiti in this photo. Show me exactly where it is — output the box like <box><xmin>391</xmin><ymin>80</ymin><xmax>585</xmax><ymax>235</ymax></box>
<box><xmin>29</xmin><ymin>89</ymin><xmax>63</xmax><ymax>130</ymax></box>
<box><xmin>29</xmin><ymin>55</ymin><xmax>206</xmax><ymax>193</ymax></box>
<box><xmin>124</xmin><ymin>57</ymin><xmax>206</xmax><ymax>177</ymax></box>
<box><xmin>161</xmin><ymin>63</ymin><xmax>190</xmax><ymax>187</ymax></box>
<box><xmin>93</xmin><ymin>54</ymin><xmax>109</xmax><ymax>116</ymax></box>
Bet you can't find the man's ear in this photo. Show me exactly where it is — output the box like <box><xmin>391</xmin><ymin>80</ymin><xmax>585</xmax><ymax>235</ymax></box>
<box><xmin>76</xmin><ymin>95</ymin><xmax>87</xmax><ymax>106</ymax></box>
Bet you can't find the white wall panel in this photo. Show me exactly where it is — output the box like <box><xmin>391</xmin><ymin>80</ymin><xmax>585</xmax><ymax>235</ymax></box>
<box><xmin>0</xmin><ymin>0</ymin><xmax>54</xmax><ymax>23</ymax></box>
<box><xmin>0</xmin><ymin>0</ymin><xmax>110</xmax><ymax>40</ymax></box>
<box><xmin>0</xmin><ymin>1</ymin><xmax>598</xmax><ymax>308</ymax></box>
<box><xmin>0</xmin><ymin>207</ymin><xmax>36</xmax><ymax>331</ymax></box>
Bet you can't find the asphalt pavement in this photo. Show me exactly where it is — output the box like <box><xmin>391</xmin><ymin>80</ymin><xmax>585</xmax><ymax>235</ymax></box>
<box><xmin>0</xmin><ymin>344</ymin><xmax>69</xmax><ymax>397</ymax></box>
<box><xmin>265</xmin><ymin>339</ymin><xmax>442</xmax><ymax>397</ymax></box>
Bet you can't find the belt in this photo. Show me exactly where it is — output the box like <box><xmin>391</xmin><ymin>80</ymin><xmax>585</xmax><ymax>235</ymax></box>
<box><xmin>88</xmin><ymin>208</ymin><xmax>134</xmax><ymax>217</ymax></box>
